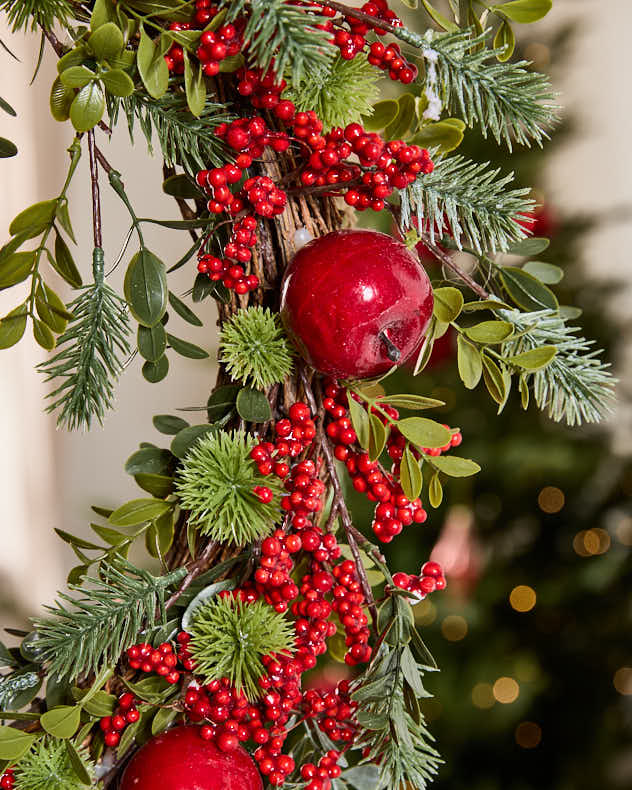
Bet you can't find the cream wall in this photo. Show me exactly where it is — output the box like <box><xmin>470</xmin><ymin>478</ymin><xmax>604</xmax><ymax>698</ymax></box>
<box><xmin>1</xmin><ymin>0</ymin><xmax>631</xmax><ymax>624</ymax></box>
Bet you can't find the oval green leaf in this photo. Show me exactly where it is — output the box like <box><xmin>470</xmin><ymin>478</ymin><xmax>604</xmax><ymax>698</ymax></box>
<box><xmin>153</xmin><ymin>414</ymin><xmax>190</xmax><ymax>435</ymax></box>
<box><xmin>167</xmin><ymin>333</ymin><xmax>209</xmax><ymax>359</ymax></box>
<box><xmin>101</xmin><ymin>68</ymin><xmax>135</xmax><ymax>97</ymax></box>
<box><xmin>88</xmin><ymin>21</ymin><xmax>124</xmax><ymax>61</ymax></box>
<box><xmin>506</xmin><ymin>345</ymin><xmax>556</xmax><ymax>370</ymax></box>
<box><xmin>523</xmin><ymin>261</ymin><xmax>564</xmax><ymax>284</ymax></box>
<box><xmin>499</xmin><ymin>266</ymin><xmax>558</xmax><ymax>312</ymax></box>
<box><xmin>40</xmin><ymin>705</ymin><xmax>81</xmax><ymax>739</ymax></box>
<box><xmin>138</xmin><ymin>323</ymin><xmax>167</xmax><ymax>362</ymax></box>
<box><xmin>9</xmin><ymin>199</ymin><xmax>56</xmax><ymax>238</ymax></box>
<box><xmin>400</xmin><ymin>445</ymin><xmax>422</xmax><ymax>500</ymax></box>
<box><xmin>124</xmin><ymin>249</ymin><xmax>168</xmax><ymax>327</ymax></box>
<box><xmin>433</xmin><ymin>287</ymin><xmax>463</xmax><ymax>323</ymax></box>
<box><xmin>431</xmin><ymin>455</ymin><xmax>481</xmax><ymax>477</ymax></box>
<box><xmin>108</xmin><ymin>498</ymin><xmax>172</xmax><ymax>527</ymax></box>
<box><xmin>492</xmin><ymin>0</ymin><xmax>552</xmax><ymax>23</ymax></box>
<box><xmin>397</xmin><ymin>417</ymin><xmax>451</xmax><ymax>449</ymax></box>
<box><xmin>464</xmin><ymin>320</ymin><xmax>514</xmax><ymax>344</ymax></box>
<box><xmin>0</xmin><ymin>251</ymin><xmax>35</xmax><ymax>289</ymax></box>
<box><xmin>70</xmin><ymin>82</ymin><xmax>106</xmax><ymax>132</ymax></box>
<box><xmin>170</xmin><ymin>424</ymin><xmax>216</xmax><ymax>459</ymax></box>
<box><xmin>236</xmin><ymin>388</ymin><xmax>272</xmax><ymax>423</ymax></box>
<box><xmin>457</xmin><ymin>334</ymin><xmax>482</xmax><ymax>389</ymax></box>
<box><xmin>143</xmin><ymin>355</ymin><xmax>169</xmax><ymax>383</ymax></box>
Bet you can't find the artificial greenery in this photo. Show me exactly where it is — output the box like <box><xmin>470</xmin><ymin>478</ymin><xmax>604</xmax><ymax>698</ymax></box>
<box><xmin>284</xmin><ymin>53</ymin><xmax>380</xmax><ymax>132</ymax></box>
<box><xmin>13</xmin><ymin>738</ymin><xmax>95</xmax><ymax>790</ymax></box>
<box><xmin>189</xmin><ymin>597</ymin><xmax>294</xmax><ymax>700</ymax></box>
<box><xmin>33</xmin><ymin>560</ymin><xmax>186</xmax><ymax>681</ymax></box>
<box><xmin>400</xmin><ymin>155</ymin><xmax>533</xmax><ymax>253</ymax></box>
<box><xmin>219</xmin><ymin>306</ymin><xmax>294</xmax><ymax>389</ymax></box>
<box><xmin>38</xmin><ymin>248</ymin><xmax>131</xmax><ymax>430</ymax></box>
<box><xmin>175</xmin><ymin>430</ymin><xmax>284</xmax><ymax>544</ymax></box>
<box><xmin>0</xmin><ymin>0</ymin><xmax>72</xmax><ymax>32</ymax></box>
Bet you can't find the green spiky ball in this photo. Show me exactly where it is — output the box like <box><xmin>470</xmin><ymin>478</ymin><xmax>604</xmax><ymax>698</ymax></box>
<box><xmin>175</xmin><ymin>430</ymin><xmax>284</xmax><ymax>544</ymax></box>
<box><xmin>14</xmin><ymin>738</ymin><xmax>95</xmax><ymax>790</ymax></box>
<box><xmin>219</xmin><ymin>306</ymin><xmax>293</xmax><ymax>390</ymax></box>
<box><xmin>189</xmin><ymin>596</ymin><xmax>294</xmax><ymax>700</ymax></box>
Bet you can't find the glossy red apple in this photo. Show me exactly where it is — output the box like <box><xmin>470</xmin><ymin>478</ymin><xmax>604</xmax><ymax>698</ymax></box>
<box><xmin>119</xmin><ymin>726</ymin><xmax>263</xmax><ymax>790</ymax></box>
<box><xmin>280</xmin><ymin>229</ymin><xmax>433</xmax><ymax>379</ymax></box>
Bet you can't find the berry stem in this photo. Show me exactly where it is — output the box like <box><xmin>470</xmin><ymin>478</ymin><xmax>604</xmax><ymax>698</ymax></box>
<box><xmin>87</xmin><ymin>130</ymin><xmax>103</xmax><ymax>249</ymax></box>
<box><xmin>378</xmin><ymin>329</ymin><xmax>401</xmax><ymax>362</ymax></box>
<box><xmin>164</xmin><ymin>539</ymin><xmax>220</xmax><ymax>610</ymax></box>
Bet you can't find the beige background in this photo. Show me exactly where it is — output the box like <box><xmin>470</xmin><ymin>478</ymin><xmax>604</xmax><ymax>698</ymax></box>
<box><xmin>1</xmin><ymin>0</ymin><xmax>630</xmax><ymax>627</ymax></box>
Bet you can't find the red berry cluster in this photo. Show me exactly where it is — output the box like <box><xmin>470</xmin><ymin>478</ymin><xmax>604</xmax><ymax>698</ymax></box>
<box><xmin>176</xmin><ymin>630</ymin><xmax>195</xmax><ymax>672</ymax></box>
<box><xmin>126</xmin><ymin>641</ymin><xmax>180</xmax><ymax>685</ymax></box>
<box><xmin>99</xmin><ymin>693</ymin><xmax>140</xmax><ymax>748</ymax></box>
<box><xmin>367</xmin><ymin>40</ymin><xmax>417</xmax><ymax>83</ymax></box>
<box><xmin>196</xmin><ymin>214</ymin><xmax>260</xmax><ymax>295</ymax></box>
<box><xmin>303</xmin><ymin>680</ymin><xmax>358</xmax><ymax>744</ymax></box>
<box><xmin>243</xmin><ymin>176</ymin><xmax>288</xmax><ymax>218</ymax></box>
<box><xmin>218</xmin><ymin>117</ymin><xmax>290</xmax><ymax>158</ymax></box>
<box><xmin>0</xmin><ymin>769</ymin><xmax>14</xmax><ymax>790</ymax></box>
<box><xmin>237</xmin><ymin>68</ymin><xmax>289</xmax><ymax>113</ymax></box>
<box><xmin>254</xmin><ymin>531</ymin><xmax>301</xmax><ymax>613</ymax></box>
<box><xmin>251</xmin><ymin>402</ymin><xmax>317</xmax><ymax>478</ymax></box>
<box><xmin>388</xmin><ymin>424</ymin><xmax>463</xmax><ymax>470</ymax></box>
<box><xmin>300</xmin><ymin>750</ymin><xmax>342</xmax><ymax>790</ymax></box>
<box><xmin>185</xmin><ymin>678</ymin><xmax>257</xmax><ymax>751</ymax></box>
<box><xmin>280</xmin><ymin>461</ymin><xmax>326</xmax><ymax>529</ymax></box>
<box><xmin>332</xmin><ymin>560</ymin><xmax>371</xmax><ymax>665</ymax></box>
<box><xmin>393</xmin><ymin>560</ymin><xmax>447</xmax><ymax>600</ymax></box>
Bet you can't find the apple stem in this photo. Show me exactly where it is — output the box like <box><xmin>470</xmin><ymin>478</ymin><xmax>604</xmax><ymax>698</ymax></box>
<box><xmin>379</xmin><ymin>330</ymin><xmax>401</xmax><ymax>363</ymax></box>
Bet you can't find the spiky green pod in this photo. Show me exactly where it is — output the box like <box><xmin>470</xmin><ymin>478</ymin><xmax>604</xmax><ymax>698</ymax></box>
<box><xmin>219</xmin><ymin>307</ymin><xmax>293</xmax><ymax>390</ymax></box>
<box><xmin>14</xmin><ymin>738</ymin><xmax>95</xmax><ymax>790</ymax></box>
<box><xmin>175</xmin><ymin>430</ymin><xmax>284</xmax><ymax>544</ymax></box>
<box><xmin>189</xmin><ymin>596</ymin><xmax>294</xmax><ymax>700</ymax></box>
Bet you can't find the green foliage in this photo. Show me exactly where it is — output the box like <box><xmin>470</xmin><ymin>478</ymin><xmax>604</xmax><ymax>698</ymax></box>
<box><xmin>219</xmin><ymin>306</ymin><xmax>293</xmax><ymax>389</ymax></box>
<box><xmin>0</xmin><ymin>0</ymin><xmax>72</xmax><ymax>31</ymax></box>
<box><xmin>14</xmin><ymin>737</ymin><xmax>94</xmax><ymax>790</ymax></box>
<box><xmin>224</xmin><ymin>0</ymin><xmax>335</xmax><ymax>85</ymax></box>
<box><xmin>400</xmin><ymin>155</ymin><xmax>533</xmax><ymax>253</ymax></box>
<box><xmin>32</xmin><ymin>560</ymin><xmax>186</xmax><ymax>681</ymax></box>
<box><xmin>38</xmin><ymin>248</ymin><xmax>131</xmax><ymax>431</ymax></box>
<box><xmin>427</xmin><ymin>29</ymin><xmax>558</xmax><ymax>149</ymax></box>
<box><xmin>110</xmin><ymin>91</ymin><xmax>231</xmax><ymax>174</ymax></box>
<box><xmin>189</xmin><ymin>597</ymin><xmax>294</xmax><ymax>700</ymax></box>
<box><xmin>176</xmin><ymin>430</ymin><xmax>284</xmax><ymax>544</ymax></box>
<box><xmin>285</xmin><ymin>53</ymin><xmax>380</xmax><ymax>131</ymax></box>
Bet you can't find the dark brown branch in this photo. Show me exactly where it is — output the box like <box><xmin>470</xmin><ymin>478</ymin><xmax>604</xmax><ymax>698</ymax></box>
<box><xmin>326</xmin><ymin>1</ymin><xmax>407</xmax><ymax>39</ymax></box>
<box><xmin>42</xmin><ymin>28</ymin><xmax>64</xmax><ymax>57</ymax></box>
<box><xmin>87</xmin><ymin>130</ymin><xmax>102</xmax><ymax>249</ymax></box>
<box><xmin>165</xmin><ymin>539</ymin><xmax>219</xmax><ymax>610</ymax></box>
<box><xmin>94</xmin><ymin>145</ymin><xmax>114</xmax><ymax>175</ymax></box>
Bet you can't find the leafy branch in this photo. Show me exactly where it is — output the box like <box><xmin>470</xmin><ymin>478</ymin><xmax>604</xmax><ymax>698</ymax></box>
<box><xmin>33</xmin><ymin>560</ymin><xmax>186</xmax><ymax>681</ymax></box>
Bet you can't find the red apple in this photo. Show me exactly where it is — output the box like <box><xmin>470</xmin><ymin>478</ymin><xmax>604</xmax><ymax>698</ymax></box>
<box><xmin>280</xmin><ymin>229</ymin><xmax>433</xmax><ymax>379</ymax></box>
<box><xmin>119</xmin><ymin>726</ymin><xmax>263</xmax><ymax>790</ymax></box>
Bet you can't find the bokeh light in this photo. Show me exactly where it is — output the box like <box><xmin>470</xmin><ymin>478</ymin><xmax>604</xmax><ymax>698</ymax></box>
<box><xmin>515</xmin><ymin>721</ymin><xmax>542</xmax><ymax>749</ymax></box>
<box><xmin>471</xmin><ymin>683</ymin><xmax>495</xmax><ymax>709</ymax></box>
<box><xmin>493</xmin><ymin>677</ymin><xmax>520</xmax><ymax>704</ymax></box>
<box><xmin>538</xmin><ymin>486</ymin><xmax>565</xmax><ymax>513</ymax></box>
<box><xmin>573</xmin><ymin>528</ymin><xmax>611</xmax><ymax>557</ymax></box>
<box><xmin>414</xmin><ymin>599</ymin><xmax>437</xmax><ymax>626</ymax></box>
<box><xmin>441</xmin><ymin>615</ymin><xmax>468</xmax><ymax>641</ymax></box>
<box><xmin>509</xmin><ymin>585</ymin><xmax>537</xmax><ymax>612</ymax></box>
<box><xmin>613</xmin><ymin>668</ymin><xmax>632</xmax><ymax>695</ymax></box>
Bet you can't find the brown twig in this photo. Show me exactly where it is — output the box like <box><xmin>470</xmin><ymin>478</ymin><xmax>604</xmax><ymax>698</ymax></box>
<box><xmin>87</xmin><ymin>130</ymin><xmax>102</xmax><ymax>249</ymax></box>
<box><xmin>421</xmin><ymin>233</ymin><xmax>490</xmax><ymax>299</ymax></box>
<box><xmin>94</xmin><ymin>145</ymin><xmax>114</xmax><ymax>175</ymax></box>
<box><xmin>165</xmin><ymin>539</ymin><xmax>219</xmax><ymax>610</ymax></box>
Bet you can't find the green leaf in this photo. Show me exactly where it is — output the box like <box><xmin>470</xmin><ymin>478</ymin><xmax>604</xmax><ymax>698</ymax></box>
<box><xmin>143</xmin><ymin>356</ymin><xmax>169</xmax><ymax>383</ymax></box>
<box><xmin>0</xmin><ymin>726</ymin><xmax>36</xmax><ymax>761</ymax></box>
<box><xmin>464</xmin><ymin>320</ymin><xmax>514</xmax><ymax>344</ymax></box>
<box><xmin>170</xmin><ymin>424</ymin><xmax>216</xmax><ymax>459</ymax></box>
<box><xmin>135</xmin><ymin>473</ymin><xmax>174</xmax><ymax>498</ymax></box>
<box><xmin>457</xmin><ymin>334</ymin><xmax>482</xmax><ymax>389</ymax></box>
<box><xmin>0</xmin><ymin>232</ymin><xmax>29</xmax><ymax>264</ymax></box>
<box><xmin>138</xmin><ymin>323</ymin><xmax>167</xmax><ymax>362</ymax></box>
<box><xmin>428</xmin><ymin>472</ymin><xmax>443</xmax><ymax>508</ymax></box>
<box><xmin>55</xmin><ymin>199</ymin><xmax>76</xmax><ymax>245</ymax></box>
<box><xmin>137</xmin><ymin>24</ymin><xmax>169</xmax><ymax>99</ymax></box>
<box><xmin>91</xmin><ymin>0</ymin><xmax>117</xmax><ymax>28</ymax></box>
<box><xmin>0</xmin><ymin>251</ymin><xmax>35</xmax><ymax>289</ymax></box>
<box><xmin>410</xmin><ymin>118</ymin><xmax>465</xmax><ymax>154</ymax></box>
<box><xmin>150</xmin><ymin>706</ymin><xmax>178</xmax><ymax>736</ymax></box>
<box><xmin>9</xmin><ymin>199</ymin><xmax>56</xmax><ymax>238</ymax></box>
<box><xmin>153</xmin><ymin>414</ymin><xmax>189</xmax><ymax>435</ymax></box>
<box><xmin>400</xmin><ymin>445</ymin><xmax>422</xmax><ymax>500</ymax></box>
<box><xmin>493</xmin><ymin>19</ymin><xmax>515</xmax><ymax>62</ymax></box>
<box><xmin>508</xmin><ymin>236</ymin><xmax>549</xmax><ymax>256</ymax></box>
<box><xmin>378</xmin><ymin>394</ymin><xmax>444</xmax><ymax>410</ymax></box>
<box><xmin>433</xmin><ymin>287</ymin><xmax>463</xmax><ymax>323</ymax></box>
<box><xmin>482</xmin><ymin>355</ymin><xmax>508</xmax><ymax>405</ymax></box>
<box><xmin>60</xmin><ymin>65</ymin><xmax>95</xmax><ymax>88</ymax></box>
<box><xmin>162</xmin><ymin>174</ymin><xmax>205</xmax><ymax>199</ymax></box>
<box><xmin>461</xmin><ymin>298</ymin><xmax>512</xmax><ymax>312</ymax></box>
<box><xmin>401</xmin><ymin>646</ymin><xmax>424</xmax><ymax>697</ymax></box>
<box><xmin>181</xmin><ymin>580</ymin><xmax>235</xmax><ymax>632</ymax></box>
<box><xmin>236</xmin><ymin>388</ymin><xmax>272</xmax><ymax>423</ymax></box>
<box><xmin>385</xmin><ymin>93</ymin><xmax>416</xmax><ymax>141</ymax></box>
<box><xmin>40</xmin><ymin>705</ymin><xmax>81</xmax><ymax>739</ymax></box>
<box><xmin>70</xmin><ymin>82</ymin><xmax>106</xmax><ymax>132</ymax></box>
<box><xmin>0</xmin><ymin>667</ymin><xmax>41</xmax><ymax>711</ymax></box>
<box><xmin>207</xmin><ymin>384</ymin><xmax>240</xmax><ymax>422</ymax></box>
<box><xmin>397</xmin><ymin>417</ymin><xmax>451</xmax><ymax>449</ymax></box>
<box><xmin>506</xmin><ymin>345</ymin><xmax>557</xmax><ymax>370</ymax></box>
<box><xmin>51</xmin><ymin>233</ymin><xmax>82</xmax><ymax>288</ymax></box>
<box><xmin>146</xmin><ymin>511</ymin><xmax>174</xmax><ymax>560</ymax></box>
<box><xmin>109</xmin><ymin>498</ymin><xmax>173</xmax><ymax>527</ymax></box>
<box><xmin>167</xmin><ymin>333</ymin><xmax>209</xmax><ymax>359</ymax></box>
<box><xmin>101</xmin><ymin>68</ymin><xmax>135</xmax><ymax>97</ymax></box>
<box><xmin>65</xmin><ymin>740</ymin><xmax>93</xmax><ymax>785</ymax></box>
<box><xmin>72</xmin><ymin>688</ymin><xmax>117</xmax><ymax>717</ymax></box>
<box><xmin>32</xmin><ymin>318</ymin><xmax>55</xmax><ymax>351</ymax></box>
<box><xmin>0</xmin><ymin>138</ymin><xmax>17</xmax><ymax>158</ymax></box>
<box><xmin>421</xmin><ymin>0</ymin><xmax>459</xmax><ymax>30</ymax></box>
<box><xmin>124</xmin><ymin>249</ymin><xmax>168</xmax><ymax>327</ymax></box>
<box><xmin>368</xmin><ymin>413</ymin><xmax>387</xmax><ymax>462</ymax></box>
<box><xmin>492</xmin><ymin>0</ymin><xmax>552</xmax><ymax>23</ymax></box>
<box><xmin>55</xmin><ymin>529</ymin><xmax>101</xmax><ymax>550</ymax></box>
<box><xmin>90</xmin><ymin>524</ymin><xmax>128</xmax><ymax>546</ymax></box>
<box><xmin>519</xmin><ymin>373</ymin><xmax>530</xmax><ymax>409</ymax></box>
<box><xmin>362</xmin><ymin>99</ymin><xmax>398</xmax><ymax>131</ymax></box>
<box><xmin>125</xmin><ymin>447</ymin><xmax>175</xmax><ymax>476</ymax></box>
<box><xmin>88</xmin><ymin>22</ymin><xmax>124</xmax><ymax>61</ymax></box>
<box><xmin>168</xmin><ymin>291</ymin><xmax>202</xmax><ymax>326</ymax></box>
<box><xmin>0</xmin><ymin>96</ymin><xmax>16</xmax><ymax>115</ymax></box>
<box><xmin>523</xmin><ymin>261</ymin><xmax>564</xmax><ymax>284</ymax></box>
<box><xmin>183</xmin><ymin>51</ymin><xmax>206</xmax><ymax>117</ymax></box>
<box><xmin>431</xmin><ymin>455</ymin><xmax>480</xmax><ymax>477</ymax></box>
<box><xmin>347</xmin><ymin>394</ymin><xmax>370</xmax><ymax>449</ymax></box>
<box><xmin>500</xmin><ymin>266</ymin><xmax>558</xmax><ymax>312</ymax></box>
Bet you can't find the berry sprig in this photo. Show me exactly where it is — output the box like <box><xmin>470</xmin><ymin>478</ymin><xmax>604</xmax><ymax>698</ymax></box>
<box><xmin>126</xmin><ymin>641</ymin><xmax>180</xmax><ymax>685</ymax></box>
<box><xmin>393</xmin><ymin>560</ymin><xmax>447</xmax><ymax>601</ymax></box>
<box><xmin>0</xmin><ymin>769</ymin><xmax>14</xmax><ymax>790</ymax></box>
<box><xmin>99</xmin><ymin>693</ymin><xmax>141</xmax><ymax>748</ymax></box>
<box><xmin>303</xmin><ymin>680</ymin><xmax>358</xmax><ymax>744</ymax></box>
<box><xmin>299</xmin><ymin>749</ymin><xmax>342</xmax><ymax>790</ymax></box>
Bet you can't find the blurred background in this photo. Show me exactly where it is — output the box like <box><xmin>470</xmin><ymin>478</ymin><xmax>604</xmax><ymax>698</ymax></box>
<box><xmin>1</xmin><ymin>1</ymin><xmax>631</xmax><ymax>788</ymax></box>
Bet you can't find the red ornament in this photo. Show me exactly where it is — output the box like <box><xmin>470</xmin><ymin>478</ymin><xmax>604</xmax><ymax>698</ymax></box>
<box><xmin>119</xmin><ymin>726</ymin><xmax>263</xmax><ymax>790</ymax></box>
<box><xmin>280</xmin><ymin>230</ymin><xmax>433</xmax><ymax>379</ymax></box>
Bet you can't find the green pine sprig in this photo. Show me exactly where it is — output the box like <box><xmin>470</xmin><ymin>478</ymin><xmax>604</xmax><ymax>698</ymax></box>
<box><xmin>189</xmin><ymin>597</ymin><xmax>294</xmax><ymax>700</ymax></box>
<box><xmin>219</xmin><ymin>306</ymin><xmax>294</xmax><ymax>390</ymax></box>
<box><xmin>38</xmin><ymin>248</ymin><xmax>131</xmax><ymax>431</ymax></box>
<box><xmin>223</xmin><ymin>0</ymin><xmax>335</xmax><ymax>85</ymax></box>
<box><xmin>500</xmin><ymin>308</ymin><xmax>616</xmax><ymax>426</ymax></box>
<box><xmin>0</xmin><ymin>0</ymin><xmax>72</xmax><ymax>31</ymax></box>
<box><xmin>175</xmin><ymin>430</ymin><xmax>284</xmax><ymax>544</ymax></box>
<box><xmin>284</xmin><ymin>52</ymin><xmax>380</xmax><ymax>131</ymax></box>
<box><xmin>14</xmin><ymin>738</ymin><xmax>95</xmax><ymax>790</ymax></box>
<box><xmin>32</xmin><ymin>560</ymin><xmax>186</xmax><ymax>682</ymax></box>
<box><xmin>399</xmin><ymin>155</ymin><xmax>533</xmax><ymax>254</ymax></box>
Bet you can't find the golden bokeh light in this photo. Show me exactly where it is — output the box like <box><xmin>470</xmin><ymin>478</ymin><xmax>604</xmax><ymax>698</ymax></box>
<box><xmin>471</xmin><ymin>683</ymin><xmax>495</xmax><ymax>709</ymax></box>
<box><xmin>573</xmin><ymin>528</ymin><xmax>611</xmax><ymax>557</ymax></box>
<box><xmin>538</xmin><ymin>486</ymin><xmax>565</xmax><ymax>514</ymax></box>
<box><xmin>441</xmin><ymin>615</ymin><xmax>468</xmax><ymax>642</ymax></box>
<box><xmin>515</xmin><ymin>721</ymin><xmax>542</xmax><ymax>749</ymax></box>
<box><xmin>613</xmin><ymin>667</ymin><xmax>632</xmax><ymax>695</ymax></box>
<box><xmin>509</xmin><ymin>585</ymin><xmax>536</xmax><ymax>612</ymax></box>
<box><xmin>415</xmin><ymin>598</ymin><xmax>437</xmax><ymax>626</ymax></box>
<box><xmin>615</xmin><ymin>516</ymin><xmax>632</xmax><ymax>546</ymax></box>
<box><xmin>493</xmin><ymin>677</ymin><xmax>520</xmax><ymax>704</ymax></box>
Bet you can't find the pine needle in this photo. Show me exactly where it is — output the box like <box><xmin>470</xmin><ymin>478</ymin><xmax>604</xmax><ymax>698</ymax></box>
<box><xmin>14</xmin><ymin>738</ymin><xmax>95</xmax><ymax>790</ymax></box>
<box><xmin>400</xmin><ymin>155</ymin><xmax>533</xmax><ymax>254</ymax></box>
<box><xmin>0</xmin><ymin>0</ymin><xmax>72</xmax><ymax>31</ymax></box>
<box><xmin>32</xmin><ymin>561</ymin><xmax>186</xmax><ymax>682</ymax></box>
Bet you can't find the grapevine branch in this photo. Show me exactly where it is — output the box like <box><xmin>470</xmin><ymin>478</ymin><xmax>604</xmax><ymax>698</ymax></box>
<box><xmin>165</xmin><ymin>539</ymin><xmax>220</xmax><ymax>610</ymax></box>
<box><xmin>87</xmin><ymin>129</ymin><xmax>102</xmax><ymax>249</ymax></box>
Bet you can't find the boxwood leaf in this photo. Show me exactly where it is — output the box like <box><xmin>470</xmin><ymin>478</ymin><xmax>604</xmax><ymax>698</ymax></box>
<box><xmin>431</xmin><ymin>455</ymin><xmax>480</xmax><ymax>477</ymax></box>
<box><xmin>52</xmin><ymin>232</ymin><xmax>82</xmax><ymax>288</ymax></box>
<box><xmin>236</xmin><ymin>388</ymin><xmax>272</xmax><ymax>423</ymax></box>
<box><xmin>400</xmin><ymin>445</ymin><xmax>422</xmax><ymax>500</ymax></box>
<box><xmin>109</xmin><ymin>498</ymin><xmax>173</xmax><ymax>527</ymax></box>
<box><xmin>40</xmin><ymin>705</ymin><xmax>81</xmax><ymax>739</ymax></box>
<box><xmin>142</xmin><ymin>356</ymin><xmax>169</xmax><ymax>383</ymax></box>
<box><xmin>170</xmin><ymin>424</ymin><xmax>216</xmax><ymax>459</ymax></box>
<box><xmin>464</xmin><ymin>320</ymin><xmax>514</xmax><ymax>344</ymax></box>
<box><xmin>506</xmin><ymin>345</ymin><xmax>557</xmax><ymax>370</ymax></box>
<box><xmin>500</xmin><ymin>266</ymin><xmax>558</xmax><ymax>311</ymax></box>
<box><xmin>347</xmin><ymin>393</ymin><xmax>370</xmax><ymax>449</ymax></box>
<box><xmin>397</xmin><ymin>417</ymin><xmax>451</xmax><ymax>449</ymax></box>
<box><xmin>125</xmin><ymin>249</ymin><xmax>168</xmax><ymax>327</ymax></box>
<box><xmin>0</xmin><ymin>251</ymin><xmax>35</xmax><ymax>289</ymax></box>
<box><xmin>0</xmin><ymin>726</ymin><xmax>36</xmax><ymax>761</ymax></box>
<box><xmin>88</xmin><ymin>22</ymin><xmax>124</xmax><ymax>61</ymax></box>
<box><xmin>153</xmin><ymin>414</ymin><xmax>189</xmax><ymax>435</ymax></box>
<box><xmin>70</xmin><ymin>82</ymin><xmax>106</xmax><ymax>132</ymax></box>
<box><xmin>433</xmin><ymin>287</ymin><xmax>463</xmax><ymax>323</ymax></box>
<box><xmin>125</xmin><ymin>447</ymin><xmax>175</xmax><ymax>476</ymax></box>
